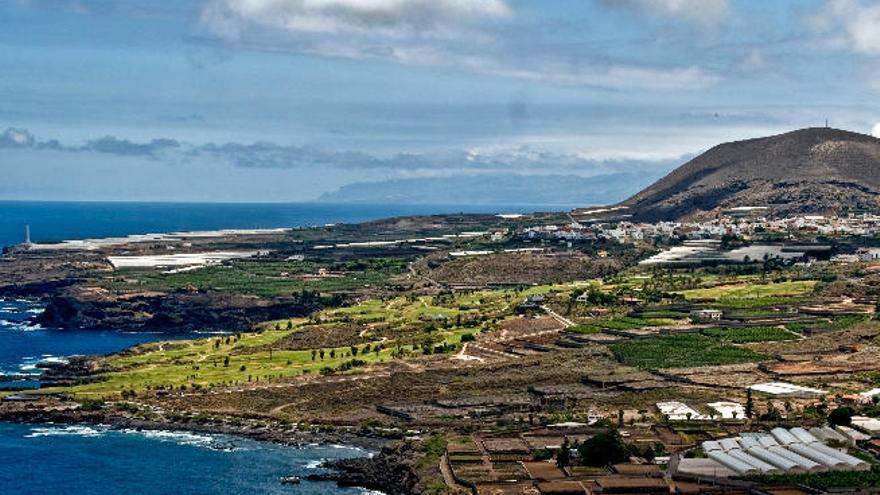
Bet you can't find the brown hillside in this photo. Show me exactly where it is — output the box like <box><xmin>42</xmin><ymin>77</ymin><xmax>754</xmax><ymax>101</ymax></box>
<box><xmin>620</xmin><ymin>127</ymin><xmax>880</xmax><ymax>221</ymax></box>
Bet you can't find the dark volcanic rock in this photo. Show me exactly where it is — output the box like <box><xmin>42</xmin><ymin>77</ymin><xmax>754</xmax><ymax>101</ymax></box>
<box><xmin>36</xmin><ymin>288</ymin><xmax>330</xmax><ymax>332</ymax></box>
<box><xmin>620</xmin><ymin>127</ymin><xmax>880</xmax><ymax>221</ymax></box>
<box><xmin>307</xmin><ymin>442</ymin><xmax>421</xmax><ymax>495</ymax></box>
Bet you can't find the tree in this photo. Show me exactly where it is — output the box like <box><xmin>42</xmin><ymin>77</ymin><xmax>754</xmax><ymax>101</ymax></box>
<box><xmin>828</xmin><ymin>406</ymin><xmax>854</xmax><ymax>427</ymax></box>
<box><xmin>319</xmin><ymin>349</ymin><xmax>325</xmax><ymax>360</ymax></box>
<box><xmin>287</xmin><ymin>320</ymin><xmax>293</xmax><ymax>330</ymax></box>
<box><xmin>577</xmin><ymin>430</ymin><xmax>630</xmax><ymax>466</ymax></box>
<box><xmin>223</xmin><ymin>356</ymin><xmax>230</xmax><ymax>367</ymax></box>
<box><xmin>557</xmin><ymin>438</ymin><xmax>572</xmax><ymax>468</ymax></box>
<box><xmin>745</xmin><ymin>387</ymin><xmax>754</xmax><ymax>419</ymax></box>
<box><xmin>311</xmin><ymin>349</ymin><xmax>317</xmax><ymax>361</ymax></box>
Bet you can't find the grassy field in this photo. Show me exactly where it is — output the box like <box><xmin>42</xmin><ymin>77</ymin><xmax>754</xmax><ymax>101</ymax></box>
<box><xmin>610</xmin><ymin>333</ymin><xmax>767</xmax><ymax>369</ymax></box>
<box><xmin>44</xmin><ymin>326</ymin><xmax>473</xmax><ymax>399</ymax></box>
<box><xmin>47</xmin><ymin>283</ymin><xmax>587</xmax><ymax>398</ymax></box>
<box><xmin>675</xmin><ymin>280</ymin><xmax>817</xmax><ymax>302</ymax></box>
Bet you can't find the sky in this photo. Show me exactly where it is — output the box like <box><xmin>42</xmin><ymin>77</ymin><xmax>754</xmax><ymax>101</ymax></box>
<box><xmin>2</xmin><ymin>0</ymin><xmax>880</xmax><ymax>202</ymax></box>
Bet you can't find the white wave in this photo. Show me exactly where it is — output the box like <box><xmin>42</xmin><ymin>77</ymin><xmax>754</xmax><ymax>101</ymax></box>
<box><xmin>26</xmin><ymin>425</ymin><xmax>108</xmax><ymax>438</ymax></box>
<box><xmin>329</xmin><ymin>443</ymin><xmax>368</xmax><ymax>455</ymax></box>
<box><xmin>303</xmin><ymin>459</ymin><xmax>324</xmax><ymax>469</ymax></box>
<box><xmin>0</xmin><ymin>321</ymin><xmax>43</xmax><ymax>332</ymax></box>
<box><xmin>39</xmin><ymin>357</ymin><xmax>69</xmax><ymax>365</ymax></box>
<box><xmin>120</xmin><ymin>429</ymin><xmax>235</xmax><ymax>451</ymax></box>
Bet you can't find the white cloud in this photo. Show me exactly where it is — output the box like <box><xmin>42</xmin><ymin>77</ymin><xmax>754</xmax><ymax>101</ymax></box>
<box><xmin>198</xmin><ymin>0</ymin><xmax>719</xmax><ymax>91</ymax></box>
<box><xmin>872</xmin><ymin>122</ymin><xmax>880</xmax><ymax>138</ymax></box>
<box><xmin>811</xmin><ymin>0</ymin><xmax>880</xmax><ymax>55</ymax></box>
<box><xmin>598</xmin><ymin>0</ymin><xmax>731</xmax><ymax>26</ymax></box>
<box><xmin>200</xmin><ymin>0</ymin><xmax>511</xmax><ymax>40</ymax></box>
<box><xmin>0</xmin><ymin>127</ymin><xmax>36</xmax><ymax>148</ymax></box>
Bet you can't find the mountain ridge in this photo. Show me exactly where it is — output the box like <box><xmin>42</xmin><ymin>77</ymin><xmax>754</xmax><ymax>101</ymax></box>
<box><xmin>619</xmin><ymin>127</ymin><xmax>880</xmax><ymax>221</ymax></box>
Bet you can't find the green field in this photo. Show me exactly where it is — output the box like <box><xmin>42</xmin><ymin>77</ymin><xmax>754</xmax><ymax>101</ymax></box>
<box><xmin>786</xmin><ymin>314</ymin><xmax>869</xmax><ymax>333</ymax></box>
<box><xmin>743</xmin><ymin>466</ymin><xmax>880</xmax><ymax>491</ymax></box>
<box><xmin>47</xmin><ymin>284</ymin><xmax>591</xmax><ymax>398</ymax></box>
<box><xmin>701</xmin><ymin>326</ymin><xmax>798</xmax><ymax>343</ymax></box>
<box><xmin>610</xmin><ymin>333</ymin><xmax>767</xmax><ymax>369</ymax></box>
<box><xmin>675</xmin><ymin>280</ymin><xmax>817</xmax><ymax>302</ymax></box>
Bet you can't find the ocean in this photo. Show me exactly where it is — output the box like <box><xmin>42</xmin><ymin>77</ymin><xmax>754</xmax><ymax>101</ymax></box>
<box><xmin>0</xmin><ymin>201</ymin><xmax>561</xmax><ymax>494</ymax></box>
<box><xmin>0</xmin><ymin>200</ymin><xmax>558</xmax><ymax>247</ymax></box>
<box><xmin>0</xmin><ymin>422</ymin><xmax>378</xmax><ymax>495</ymax></box>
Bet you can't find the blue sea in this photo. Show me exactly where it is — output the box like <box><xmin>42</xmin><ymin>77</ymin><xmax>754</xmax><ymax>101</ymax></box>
<box><xmin>0</xmin><ymin>201</ymin><xmax>559</xmax><ymax>494</ymax></box>
<box><xmin>0</xmin><ymin>422</ymin><xmax>379</xmax><ymax>495</ymax></box>
<box><xmin>0</xmin><ymin>200</ymin><xmax>557</xmax><ymax>248</ymax></box>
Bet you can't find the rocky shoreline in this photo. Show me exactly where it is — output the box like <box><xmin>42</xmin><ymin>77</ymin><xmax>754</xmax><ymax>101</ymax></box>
<box><xmin>0</xmin><ymin>404</ymin><xmax>419</xmax><ymax>494</ymax></box>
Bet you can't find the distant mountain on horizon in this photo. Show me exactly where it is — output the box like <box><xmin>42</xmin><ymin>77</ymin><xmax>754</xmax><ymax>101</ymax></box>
<box><xmin>318</xmin><ymin>172</ymin><xmax>665</xmax><ymax>207</ymax></box>
<box><xmin>617</xmin><ymin>127</ymin><xmax>880</xmax><ymax>221</ymax></box>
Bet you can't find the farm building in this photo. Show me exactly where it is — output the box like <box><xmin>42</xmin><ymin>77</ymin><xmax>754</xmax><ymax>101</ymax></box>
<box><xmin>747</xmin><ymin>382</ymin><xmax>827</xmax><ymax>398</ymax></box>
<box><xmin>675</xmin><ymin>427</ymin><xmax>870</xmax><ymax>478</ymax></box>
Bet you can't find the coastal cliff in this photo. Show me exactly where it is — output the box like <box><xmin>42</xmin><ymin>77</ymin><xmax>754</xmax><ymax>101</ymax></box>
<box><xmin>36</xmin><ymin>288</ymin><xmax>335</xmax><ymax>332</ymax></box>
<box><xmin>308</xmin><ymin>442</ymin><xmax>423</xmax><ymax>495</ymax></box>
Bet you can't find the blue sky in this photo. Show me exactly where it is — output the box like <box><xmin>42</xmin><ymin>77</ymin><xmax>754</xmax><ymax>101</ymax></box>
<box><xmin>2</xmin><ymin>0</ymin><xmax>880</xmax><ymax>202</ymax></box>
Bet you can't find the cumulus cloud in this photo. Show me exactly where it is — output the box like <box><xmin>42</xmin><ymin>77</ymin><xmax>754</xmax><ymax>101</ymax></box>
<box><xmin>811</xmin><ymin>0</ymin><xmax>880</xmax><ymax>55</ymax></box>
<box><xmin>0</xmin><ymin>127</ymin><xmax>36</xmax><ymax>148</ymax></box>
<box><xmin>0</xmin><ymin>126</ymin><xmax>682</xmax><ymax>176</ymax></box>
<box><xmin>197</xmin><ymin>0</ymin><xmax>719</xmax><ymax>91</ymax></box>
<box><xmin>84</xmin><ymin>136</ymin><xmax>181</xmax><ymax>157</ymax></box>
<box><xmin>0</xmin><ymin>127</ymin><xmax>180</xmax><ymax>159</ymax></box>
<box><xmin>873</xmin><ymin>123</ymin><xmax>880</xmax><ymax>138</ymax></box>
<box><xmin>597</xmin><ymin>0</ymin><xmax>731</xmax><ymax>26</ymax></box>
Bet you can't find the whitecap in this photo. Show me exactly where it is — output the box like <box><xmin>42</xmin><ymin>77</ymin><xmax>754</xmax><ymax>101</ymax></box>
<box><xmin>121</xmin><ymin>429</ymin><xmax>229</xmax><ymax>450</ymax></box>
<box><xmin>303</xmin><ymin>459</ymin><xmax>324</xmax><ymax>469</ymax></box>
<box><xmin>26</xmin><ymin>425</ymin><xmax>108</xmax><ymax>438</ymax></box>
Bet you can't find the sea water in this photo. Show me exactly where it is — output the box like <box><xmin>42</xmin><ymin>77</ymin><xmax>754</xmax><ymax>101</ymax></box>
<box><xmin>0</xmin><ymin>422</ymin><xmax>380</xmax><ymax>495</ymax></box>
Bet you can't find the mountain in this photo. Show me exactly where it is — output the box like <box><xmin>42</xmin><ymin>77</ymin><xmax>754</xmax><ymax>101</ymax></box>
<box><xmin>318</xmin><ymin>172</ymin><xmax>664</xmax><ymax>207</ymax></box>
<box><xmin>618</xmin><ymin>127</ymin><xmax>880</xmax><ymax>221</ymax></box>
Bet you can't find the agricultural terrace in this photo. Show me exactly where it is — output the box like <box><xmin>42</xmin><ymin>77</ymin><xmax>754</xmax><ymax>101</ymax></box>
<box><xmin>101</xmin><ymin>257</ymin><xmax>410</xmax><ymax>297</ymax></box>
<box><xmin>673</xmin><ymin>280</ymin><xmax>817</xmax><ymax>307</ymax></box>
<box><xmin>610</xmin><ymin>331</ymin><xmax>778</xmax><ymax>369</ymax></box>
